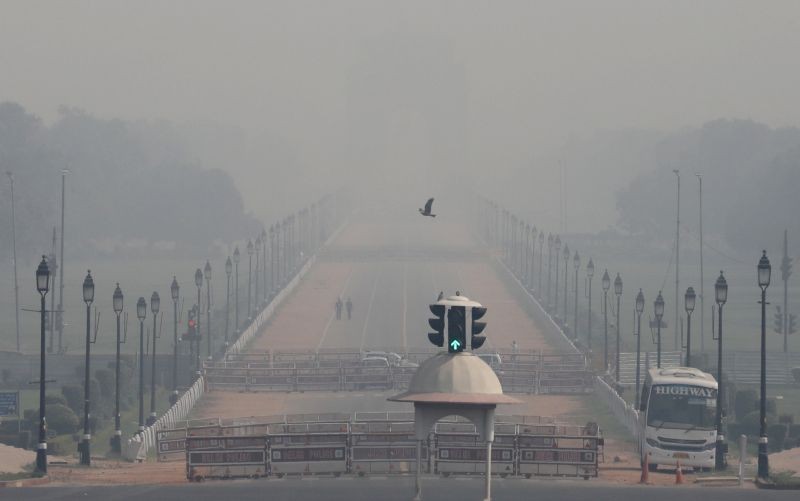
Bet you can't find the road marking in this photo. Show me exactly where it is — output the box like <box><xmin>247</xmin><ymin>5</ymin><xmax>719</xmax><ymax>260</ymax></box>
<box><xmin>359</xmin><ymin>269</ymin><xmax>381</xmax><ymax>351</ymax></box>
<box><xmin>402</xmin><ymin>262</ymin><xmax>408</xmax><ymax>352</ymax></box>
<box><xmin>316</xmin><ymin>267</ymin><xmax>355</xmax><ymax>351</ymax></box>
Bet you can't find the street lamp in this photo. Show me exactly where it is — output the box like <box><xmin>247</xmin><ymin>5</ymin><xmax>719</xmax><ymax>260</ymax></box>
<box><xmin>538</xmin><ymin>231</ymin><xmax>544</xmax><ymax>295</ymax></box>
<box><xmin>225</xmin><ymin>257</ymin><xmax>232</xmax><ymax>348</ymax></box>
<box><xmin>554</xmin><ymin>236</ymin><xmax>561</xmax><ymax>316</ymax></box>
<box><xmin>111</xmin><ymin>284</ymin><xmax>124</xmax><ymax>453</ymax></box>
<box><xmin>684</xmin><ymin>286</ymin><xmax>696</xmax><ymax>367</ymax></box>
<box><xmin>35</xmin><ymin>256</ymin><xmax>50</xmax><ymax>474</ymax></box>
<box><xmin>562</xmin><ymin>244</ymin><xmax>570</xmax><ymax>326</ymax></box>
<box><xmin>757</xmin><ymin>251</ymin><xmax>771</xmax><ymax>479</ymax></box>
<box><xmin>269</xmin><ymin>226</ymin><xmax>276</xmax><ymax>297</ymax></box>
<box><xmin>547</xmin><ymin>234</ymin><xmax>553</xmax><ymax>308</ymax></box>
<box><xmin>714</xmin><ymin>270</ymin><xmax>728</xmax><ymax>470</ymax></box>
<box><xmin>654</xmin><ymin>291</ymin><xmax>665</xmax><ymax>368</ymax></box>
<box><xmin>573</xmin><ymin>251</ymin><xmax>580</xmax><ymax>343</ymax></box>
<box><xmin>170</xmin><ymin>277</ymin><xmax>179</xmax><ymax>403</ymax></box>
<box><xmin>530</xmin><ymin>227</ymin><xmax>537</xmax><ymax>290</ymax></box>
<box><xmin>525</xmin><ymin>224</ymin><xmax>531</xmax><ymax>287</ymax></box>
<box><xmin>194</xmin><ymin>268</ymin><xmax>202</xmax><ymax>378</ymax></box>
<box><xmin>586</xmin><ymin>259</ymin><xmax>595</xmax><ymax>356</ymax></box>
<box><xmin>614</xmin><ymin>273</ymin><xmax>622</xmax><ymax>384</ymax></box>
<box><xmin>147</xmin><ymin>292</ymin><xmax>160</xmax><ymax>426</ymax></box>
<box><xmin>602</xmin><ymin>269</ymin><xmax>610</xmax><ymax>372</ymax></box>
<box><xmin>635</xmin><ymin>289</ymin><xmax>645</xmax><ymax>409</ymax></box>
<box><xmin>136</xmin><ymin>297</ymin><xmax>147</xmax><ymax>436</ymax></box>
<box><xmin>233</xmin><ymin>247</ymin><xmax>240</xmax><ymax>333</ymax></box>
<box><xmin>247</xmin><ymin>239</ymin><xmax>254</xmax><ymax>321</ymax></box>
<box><xmin>261</xmin><ymin>228</ymin><xmax>268</xmax><ymax>304</ymax></box>
<box><xmin>254</xmin><ymin>236</ymin><xmax>261</xmax><ymax>314</ymax></box>
<box><xmin>204</xmin><ymin>261</ymin><xmax>211</xmax><ymax>358</ymax></box>
<box><xmin>80</xmin><ymin>270</ymin><xmax>94</xmax><ymax>465</ymax></box>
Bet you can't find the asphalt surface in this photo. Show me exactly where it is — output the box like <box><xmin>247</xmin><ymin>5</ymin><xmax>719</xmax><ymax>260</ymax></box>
<box><xmin>6</xmin><ymin>477</ymin><xmax>797</xmax><ymax>501</ymax></box>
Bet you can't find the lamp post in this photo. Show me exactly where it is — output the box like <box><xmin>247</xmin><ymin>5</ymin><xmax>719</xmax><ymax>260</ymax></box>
<box><xmin>204</xmin><ymin>261</ymin><xmax>211</xmax><ymax>358</ymax></box>
<box><xmin>554</xmin><ymin>236</ymin><xmax>561</xmax><ymax>316</ymax></box>
<box><xmin>635</xmin><ymin>289</ymin><xmax>645</xmax><ymax>408</ymax></box>
<box><xmin>530</xmin><ymin>227</ymin><xmax>537</xmax><ymax>290</ymax></box>
<box><xmin>225</xmin><ymin>257</ymin><xmax>232</xmax><ymax>348</ymax></box>
<box><xmin>714</xmin><ymin>270</ymin><xmax>728</xmax><ymax>470</ymax></box>
<box><xmin>194</xmin><ymin>268</ymin><xmax>202</xmax><ymax>378</ymax></box>
<box><xmin>547</xmin><ymin>234</ymin><xmax>553</xmax><ymax>308</ymax></box>
<box><xmin>170</xmin><ymin>277</ymin><xmax>179</xmax><ymax>403</ymax></box>
<box><xmin>261</xmin><ymin>228</ymin><xmax>268</xmax><ymax>304</ymax></box>
<box><xmin>247</xmin><ymin>240</ymin><xmax>254</xmax><ymax>321</ymax></box>
<box><xmin>254</xmin><ymin>236</ymin><xmax>261</xmax><ymax>313</ymax></box>
<box><xmin>147</xmin><ymin>291</ymin><xmax>160</xmax><ymax>426</ymax></box>
<box><xmin>111</xmin><ymin>284</ymin><xmax>123</xmax><ymax>453</ymax></box>
<box><xmin>562</xmin><ymin>244</ymin><xmax>569</xmax><ymax>326</ymax></box>
<box><xmin>538</xmin><ymin>231</ymin><xmax>544</xmax><ymax>295</ymax></box>
<box><xmin>573</xmin><ymin>251</ymin><xmax>580</xmax><ymax>343</ymax></box>
<box><xmin>35</xmin><ymin>256</ymin><xmax>50</xmax><ymax>474</ymax></box>
<box><xmin>525</xmin><ymin>224</ymin><xmax>531</xmax><ymax>287</ymax></box>
<box><xmin>233</xmin><ymin>247</ymin><xmax>240</xmax><ymax>333</ymax></box>
<box><xmin>685</xmin><ymin>286</ymin><xmax>696</xmax><ymax>367</ymax></box>
<box><xmin>757</xmin><ymin>252</ymin><xmax>771</xmax><ymax>479</ymax></box>
<box><xmin>614</xmin><ymin>274</ymin><xmax>622</xmax><ymax>383</ymax></box>
<box><xmin>602</xmin><ymin>269</ymin><xmax>610</xmax><ymax>373</ymax></box>
<box><xmin>270</xmin><ymin>226</ymin><xmax>276</xmax><ymax>297</ymax></box>
<box><xmin>654</xmin><ymin>291</ymin><xmax>665</xmax><ymax>368</ymax></box>
<box><xmin>136</xmin><ymin>297</ymin><xmax>146</xmax><ymax>436</ymax></box>
<box><xmin>80</xmin><ymin>270</ymin><xmax>94</xmax><ymax>465</ymax></box>
<box><xmin>587</xmin><ymin>259</ymin><xmax>595</xmax><ymax>355</ymax></box>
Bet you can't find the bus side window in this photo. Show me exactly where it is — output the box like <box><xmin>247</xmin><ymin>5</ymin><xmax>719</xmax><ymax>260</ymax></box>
<box><xmin>639</xmin><ymin>384</ymin><xmax>650</xmax><ymax>412</ymax></box>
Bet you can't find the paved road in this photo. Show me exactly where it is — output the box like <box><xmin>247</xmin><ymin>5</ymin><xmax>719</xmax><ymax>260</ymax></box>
<box><xmin>6</xmin><ymin>477</ymin><xmax>795</xmax><ymax>500</ymax></box>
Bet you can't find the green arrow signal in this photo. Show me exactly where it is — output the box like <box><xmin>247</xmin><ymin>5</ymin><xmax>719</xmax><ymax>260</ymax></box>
<box><xmin>450</xmin><ymin>339</ymin><xmax>461</xmax><ymax>350</ymax></box>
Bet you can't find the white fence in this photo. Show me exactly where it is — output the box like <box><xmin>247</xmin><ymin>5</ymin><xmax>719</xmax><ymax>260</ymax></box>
<box><xmin>593</xmin><ymin>377</ymin><xmax>641</xmax><ymax>451</ymax></box>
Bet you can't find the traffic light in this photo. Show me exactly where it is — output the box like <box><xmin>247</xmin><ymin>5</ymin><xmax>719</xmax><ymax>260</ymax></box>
<box><xmin>184</xmin><ymin>305</ymin><xmax>198</xmax><ymax>341</ymax></box>
<box><xmin>471</xmin><ymin>306</ymin><xmax>487</xmax><ymax>350</ymax></box>
<box><xmin>790</xmin><ymin>314</ymin><xmax>797</xmax><ymax>335</ymax></box>
<box><xmin>447</xmin><ymin>306</ymin><xmax>466</xmax><ymax>353</ymax></box>
<box><xmin>428</xmin><ymin>304</ymin><xmax>446</xmax><ymax>347</ymax></box>
<box><xmin>774</xmin><ymin>306</ymin><xmax>783</xmax><ymax>334</ymax></box>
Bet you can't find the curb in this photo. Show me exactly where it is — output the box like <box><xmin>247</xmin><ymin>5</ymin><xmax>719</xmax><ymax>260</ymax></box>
<box><xmin>0</xmin><ymin>476</ymin><xmax>49</xmax><ymax>488</ymax></box>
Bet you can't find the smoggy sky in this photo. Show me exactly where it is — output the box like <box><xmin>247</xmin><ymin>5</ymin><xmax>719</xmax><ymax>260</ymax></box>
<box><xmin>2</xmin><ymin>0</ymin><xmax>800</xmax><ymax>227</ymax></box>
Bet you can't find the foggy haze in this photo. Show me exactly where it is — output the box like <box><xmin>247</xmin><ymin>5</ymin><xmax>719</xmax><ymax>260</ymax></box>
<box><xmin>3</xmin><ymin>1</ymin><xmax>800</xmax><ymax>231</ymax></box>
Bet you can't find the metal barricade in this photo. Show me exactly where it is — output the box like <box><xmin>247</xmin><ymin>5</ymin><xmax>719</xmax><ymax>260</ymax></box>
<box><xmin>268</xmin><ymin>422</ymin><xmax>349</xmax><ymax>476</ymax></box>
<box><xmin>156</xmin><ymin>427</ymin><xmax>186</xmax><ymax>462</ymax></box>
<box><xmin>341</xmin><ymin>366</ymin><xmax>392</xmax><ymax>391</ymax></box>
<box><xmin>186</xmin><ymin>435</ymin><xmax>267</xmax><ymax>481</ymax></box>
<box><xmin>517</xmin><ymin>425</ymin><xmax>599</xmax><ymax>479</ymax></box>
<box><xmin>350</xmin><ymin>421</ymin><xmax>427</xmax><ymax>475</ymax></box>
<box><xmin>538</xmin><ymin>370</ymin><xmax>594</xmax><ymax>394</ymax></box>
<box><xmin>433</xmin><ymin>423</ymin><xmax>516</xmax><ymax>477</ymax></box>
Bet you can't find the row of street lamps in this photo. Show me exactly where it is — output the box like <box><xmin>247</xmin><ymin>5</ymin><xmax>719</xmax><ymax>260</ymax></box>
<box><xmin>485</xmin><ymin>198</ymin><xmax>777</xmax><ymax>476</ymax></box>
<box><xmin>29</xmin><ymin>194</ymin><xmax>340</xmax><ymax>474</ymax></box>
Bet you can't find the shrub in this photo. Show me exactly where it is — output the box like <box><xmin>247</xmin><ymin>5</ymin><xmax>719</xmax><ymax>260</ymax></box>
<box><xmin>734</xmin><ymin>389</ymin><xmax>757</xmax><ymax>421</ymax></box>
<box><xmin>47</xmin><ymin>404</ymin><xmax>80</xmax><ymax>435</ymax></box>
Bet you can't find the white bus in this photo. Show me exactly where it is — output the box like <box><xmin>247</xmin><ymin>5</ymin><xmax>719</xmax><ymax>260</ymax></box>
<box><xmin>639</xmin><ymin>367</ymin><xmax>718</xmax><ymax>471</ymax></box>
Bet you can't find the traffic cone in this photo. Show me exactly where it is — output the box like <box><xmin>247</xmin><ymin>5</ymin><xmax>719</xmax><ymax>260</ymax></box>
<box><xmin>675</xmin><ymin>461</ymin><xmax>684</xmax><ymax>485</ymax></box>
<box><xmin>639</xmin><ymin>453</ymin><xmax>650</xmax><ymax>484</ymax></box>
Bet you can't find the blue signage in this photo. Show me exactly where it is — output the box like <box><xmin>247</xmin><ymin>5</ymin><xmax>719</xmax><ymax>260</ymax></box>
<box><xmin>0</xmin><ymin>392</ymin><xmax>19</xmax><ymax>417</ymax></box>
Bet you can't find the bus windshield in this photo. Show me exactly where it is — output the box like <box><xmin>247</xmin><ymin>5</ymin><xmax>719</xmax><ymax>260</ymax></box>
<box><xmin>646</xmin><ymin>384</ymin><xmax>717</xmax><ymax>431</ymax></box>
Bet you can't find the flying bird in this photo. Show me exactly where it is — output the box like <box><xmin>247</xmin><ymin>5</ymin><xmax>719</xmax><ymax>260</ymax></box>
<box><xmin>419</xmin><ymin>197</ymin><xmax>436</xmax><ymax>217</ymax></box>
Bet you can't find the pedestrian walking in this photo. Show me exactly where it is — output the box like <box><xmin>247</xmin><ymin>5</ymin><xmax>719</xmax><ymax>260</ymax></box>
<box><xmin>335</xmin><ymin>297</ymin><xmax>343</xmax><ymax>320</ymax></box>
<box><xmin>346</xmin><ymin>297</ymin><xmax>353</xmax><ymax>320</ymax></box>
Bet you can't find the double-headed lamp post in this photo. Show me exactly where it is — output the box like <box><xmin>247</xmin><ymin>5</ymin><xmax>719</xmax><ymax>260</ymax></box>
<box><xmin>654</xmin><ymin>291</ymin><xmax>665</xmax><ymax>368</ymax></box>
<box><xmin>547</xmin><ymin>234</ymin><xmax>553</xmax><ymax>308</ymax></box>
<box><xmin>204</xmin><ymin>261</ymin><xmax>211</xmax><ymax>358</ymax></box>
<box><xmin>147</xmin><ymin>291</ymin><xmax>160</xmax><ymax>426</ymax></box>
<box><xmin>170</xmin><ymin>277</ymin><xmax>179</xmax><ymax>404</ymax></box>
<box><xmin>35</xmin><ymin>256</ymin><xmax>50</xmax><ymax>474</ymax></box>
<box><xmin>111</xmin><ymin>284</ymin><xmax>123</xmax><ymax>453</ymax></box>
<box><xmin>586</xmin><ymin>259</ymin><xmax>594</xmax><ymax>355</ymax></box>
<box><xmin>225</xmin><ymin>257</ymin><xmax>232</xmax><ymax>348</ymax></box>
<box><xmin>684</xmin><ymin>286</ymin><xmax>696</xmax><ymax>367</ymax></box>
<box><xmin>562</xmin><ymin>244</ymin><xmax>570</xmax><ymax>326</ymax></box>
<box><xmin>194</xmin><ymin>269</ymin><xmax>203</xmax><ymax>378</ymax></box>
<box><xmin>602</xmin><ymin>270</ymin><xmax>610</xmax><ymax>372</ymax></box>
<box><xmin>635</xmin><ymin>289</ymin><xmax>645</xmax><ymax>409</ymax></box>
<box><xmin>614</xmin><ymin>274</ymin><xmax>622</xmax><ymax>383</ymax></box>
<box><xmin>80</xmin><ymin>270</ymin><xmax>95</xmax><ymax>465</ymax></box>
<box><xmin>714</xmin><ymin>270</ymin><xmax>728</xmax><ymax>470</ymax></box>
<box><xmin>554</xmin><ymin>236</ymin><xmax>561</xmax><ymax>317</ymax></box>
<box><xmin>758</xmin><ymin>252</ymin><xmax>771</xmax><ymax>479</ymax></box>
<box><xmin>247</xmin><ymin>239</ymin><xmax>254</xmax><ymax>321</ymax></box>
<box><xmin>573</xmin><ymin>251</ymin><xmax>580</xmax><ymax>343</ymax></box>
<box><xmin>136</xmin><ymin>297</ymin><xmax>147</xmax><ymax>436</ymax></box>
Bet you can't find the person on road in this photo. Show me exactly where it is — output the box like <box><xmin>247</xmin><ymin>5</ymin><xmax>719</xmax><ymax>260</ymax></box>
<box><xmin>335</xmin><ymin>297</ymin><xmax>343</xmax><ymax>320</ymax></box>
<box><xmin>346</xmin><ymin>297</ymin><xmax>353</xmax><ymax>320</ymax></box>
